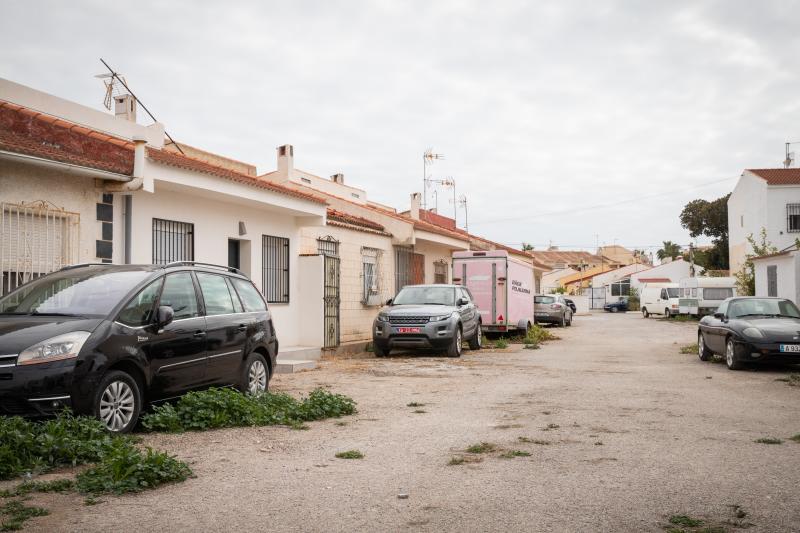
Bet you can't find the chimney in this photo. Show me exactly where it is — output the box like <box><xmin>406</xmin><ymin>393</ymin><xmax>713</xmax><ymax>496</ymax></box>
<box><xmin>277</xmin><ymin>144</ymin><xmax>294</xmax><ymax>178</ymax></box>
<box><xmin>410</xmin><ymin>192</ymin><xmax>421</xmax><ymax>220</ymax></box>
<box><xmin>331</xmin><ymin>173</ymin><xmax>344</xmax><ymax>185</ymax></box>
<box><xmin>114</xmin><ymin>94</ymin><xmax>137</xmax><ymax>122</ymax></box>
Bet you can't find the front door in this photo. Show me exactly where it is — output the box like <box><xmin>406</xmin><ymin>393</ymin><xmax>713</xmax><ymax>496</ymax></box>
<box><xmin>412</xmin><ymin>253</ymin><xmax>425</xmax><ymax>284</ymax></box>
<box><xmin>323</xmin><ymin>255</ymin><xmax>340</xmax><ymax>349</ymax></box>
<box><xmin>148</xmin><ymin>272</ymin><xmax>207</xmax><ymax>398</ymax></box>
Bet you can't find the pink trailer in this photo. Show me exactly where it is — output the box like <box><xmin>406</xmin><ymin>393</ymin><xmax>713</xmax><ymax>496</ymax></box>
<box><xmin>452</xmin><ymin>250</ymin><xmax>534</xmax><ymax>333</ymax></box>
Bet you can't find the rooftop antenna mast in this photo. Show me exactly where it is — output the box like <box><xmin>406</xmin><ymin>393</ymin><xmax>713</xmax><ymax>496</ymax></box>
<box><xmin>97</xmin><ymin>58</ymin><xmax>184</xmax><ymax>155</ymax></box>
<box><xmin>458</xmin><ymin>194</ymin><xmax>468</xmax><ymax>232</ymax></box>
<box><xmin>422</xmin><ymin>148</ymin><xmax>444</xmax><ymax>211</ymax></box>
<box><xmin>784</xmin><ymin>141</ymin><xmax>800</xmax><ymax>168</ymax></box>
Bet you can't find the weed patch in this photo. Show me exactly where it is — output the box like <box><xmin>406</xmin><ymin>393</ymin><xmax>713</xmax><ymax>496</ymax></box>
<box><xmin>542</xmin><ymin>423</ymin><xmax>560</xmax><ymax>431</ymax></box>
<box><xmin>518</xmin><ymin>437</ymin><xmax>550</xmax><ymax>445</ymax></box>
<box><xmin>406</xmin><ymin>402</ymin><xmax>425</xmax><ymax>407</ymax></box>
<box><xmin>447</xmin><ymin>455</ymin><xmax>482</xmax><ymax>466</ymax></box>
<box><xmin>494</xmin><ymin>338</ymin><xmax>509</xmax><ymax>349</ymax></box>
<box><xmin>0</xmin><ymin>479</ymin><xmax>74</xmax><ymax>498</ymax></box>
<box><xmin>335</xmin><ymin>450</ymin><xmax>364</xmax><ymax>460</ymax></box>
<box><xmin>775</xmin><ymin>373</ymin><xmax>800</xmax><ymax>386</ymax></box>
<box><xmin>413</xmin><ymin>410</ymin><xmax>427</xmax><ymax>414</ymax></box>
<box><xmin>680</xmin><ymin>344</ymin><xmax>698</xmax><ymax>355</ymax></box>
<box><xmin>790</xmin><ymin>434</ymin><xmax>800</xmax><ymax>443</ymax></box>
<box><xmin>668</xmin><ymin>515</ymin><xmax>704</xmax><ymax>527</ymax></box>
<box><xmin>499</xmin><ymin>450</ymin><xmax>531</xmax><ymax>459</ymax></box>
<box><xmin>142</xmin><ymin>387</ymin><xmax>356</xmax><ymax>432</ymax></box>
<box><xmin>0</xmin><ymin>500</ymin><xmax>48</xmax><ymax>531</ymax></box>
<box><xmin>754</xmin><ymin>437</ymin><xmax>783</xmax><ymax>445</ymax></box>
<box><xmin>465</xmin><ymin>442</ymin><xmax>497</xmax><ymax>454</ymax></box>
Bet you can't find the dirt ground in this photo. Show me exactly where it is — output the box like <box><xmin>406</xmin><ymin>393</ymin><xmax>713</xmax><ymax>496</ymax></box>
<box><xmin>15</xmin><ymin>312</ymin><xmax>800</xmax><ymax>532</ymax></box>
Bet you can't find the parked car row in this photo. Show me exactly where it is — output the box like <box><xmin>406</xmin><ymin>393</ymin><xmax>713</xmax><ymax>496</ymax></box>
<box><xmin>697</xmin><ymin>297</ymin><xmax>800</xmax><ymax>370</ymax></box>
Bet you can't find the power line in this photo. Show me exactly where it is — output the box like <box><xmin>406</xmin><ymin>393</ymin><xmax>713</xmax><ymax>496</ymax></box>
<box><xmin>470</xmin><ymin>176</ymin><xmax>737</xmax><ymax>226</ymax></box>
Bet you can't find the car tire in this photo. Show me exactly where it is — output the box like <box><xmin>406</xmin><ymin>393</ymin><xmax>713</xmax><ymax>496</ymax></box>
<box><xmin>642</xmin><ymin>308</ymin><xmax>649</xmax><ymax>318</ymax></box>
<box><xmin>447</xmin><ymin>326</ymin><xmax>463</xmax><ymax>358</ymax></box>
<box><xmin>698</xmin><ymin>332</ymin><xmax>713</xmax><ymax>361</ymax></box>
<box><xmin>566</xmin><ymin>314</ymin><xmax>572</xmax><ymax>327</ymax></box>
<box><xmin>374</xmin><ymin>342</ymin><xmax>389</xmax><ymax>357</ymax></box>
<box><xmin>559</xmin><ymin>314</ymin><xmax>566</xmax><ymax>327</ymax></box>
<box><xmin>610</xmin><ymin>307</ymin><xmax>619</xmax><ymax>313</ymax></box>
<box><xmin>93</xmin><ymin>370</ymin><xmax>142</xmax><ymax>434</ymax></box>
<box><xmin>239</xmin><ymin>352</ymin><xmax>270</xmax><ymax>394</ymax></box>
<box><xmin>664</xmin><ymin>308</ymin><xmax>671</xmax><ymax>318</ymax></box>
<box><xmin>725</xmin><ymin>337</ymin><xmax>745</xmax><ymax>370</ymax></box>
<box><xmin>468</xmin><ymin>322</ymin><xmax>482</xmax><ymax>350</ymax></box>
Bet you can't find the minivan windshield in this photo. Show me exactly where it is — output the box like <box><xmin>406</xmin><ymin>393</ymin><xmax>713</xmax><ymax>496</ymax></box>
<box><xmin>667</xmin><ymin>288</ymin><xmax>679</xmax><ymax>298</ymax></box>
<box><xmin>393</xmin><ymin>286</ymin><xmax>455</xmax><ymax>306</ymax></box>
<box><xmin>0</xmin><ymin>269</ymin><xmax>151</xmax><ymax>317</ymax></box>
<box><xmin>727</xmin><ymin>298</ymin><xmax>800</xmax><ymax>319</ymax></box>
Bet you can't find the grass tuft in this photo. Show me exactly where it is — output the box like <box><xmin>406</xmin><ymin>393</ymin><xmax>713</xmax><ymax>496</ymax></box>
<box><xmin>0</xmin><ymin>500</ymin><xmax>49</xmax><ymax>531</ymax></box>
<box><xmin>518</xmin><ymin>437</ymin><xmax>550</xmax><ymax>445</ymax></box>
<box><xmin>790</xmin><ymin>434</ymin><xmax>800</xmax><ymax>443</ymax></box>
<box><xmin>494</xmin><ymin>338</ymin><xmax>509</xmax><ymax>349</ymax></box>
<box><xmin>542</xmin><ymin>423</ymin><xmax>560</xmax><ymax>431</ymax></box>
<box><xmin>465</xmin><ymin>442</ymin><xmax>497</xmax><ymax>454</ymax></box>
<box><xmin>679</xmin><ymin>344</ymin><xmax>698</xmax><ymax>354</ymax></box>
<box><xmin>406</xmin><ymin>402</ymin><xmax>425</xmax><ymax>407</ymax></box>
<box><xmin>0</xmin><ymin>479</ymin><xmax>74</xmax><ymax>498</ymax></box>
<box><xmin>499</xmin><ymin>450</ymin><xmax>531</xmax><ymax>459</ymax></box>
<box><xmin>754</xmin><ymin>437</ymin><xmax>783</xmax><ymax>445</ymax></box>
<box><xmin>668</xmin><ymin>515</ymin><xmax>704</xmax><ymax>527</ymax></box>
<box><xmin>335</xmin><ymin>450</ymin><xmax>364</xmax><ymax>460</ymax></box>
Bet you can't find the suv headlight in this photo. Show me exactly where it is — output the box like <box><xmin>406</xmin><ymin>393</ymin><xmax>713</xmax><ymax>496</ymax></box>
<box><xmin>376</xmin><ymin>314</ymin><xmax>390</xmax><ymax>323</ymax></box>
<box><xmin>742</xmin><ymin>327</ymin><xmax>764</xmax><ymax>339</ymax></box>
<box><xmin>17</xmin><ymin>331</ymin><xmax>91</xmax><ymax>366</ymax></box>
<box><xmin>429</xmin><ymin>314</ymin><xmax>452</xmax><ymax>322</ymax></box>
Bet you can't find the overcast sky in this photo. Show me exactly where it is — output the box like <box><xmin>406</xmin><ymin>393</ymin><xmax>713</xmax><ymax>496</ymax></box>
<box><xmin>2</xmin><ymin>1</ymin><xmax>798</xmax><ymax>256</ymax></box>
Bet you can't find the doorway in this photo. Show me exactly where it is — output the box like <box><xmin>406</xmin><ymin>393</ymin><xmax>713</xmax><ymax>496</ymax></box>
<box><xmin>228</xmin><ymin>239</ymin><xmax>241</xmax><ymax>270</ymax></box>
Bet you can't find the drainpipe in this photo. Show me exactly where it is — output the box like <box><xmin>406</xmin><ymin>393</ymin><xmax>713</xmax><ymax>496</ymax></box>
<box><xmin>124</xmin><ymin>195</ymin><xmax>132</xmax><ymax>264</ymax></box>
<box><xmin>104</xmin><ymin>135</ymin><xmax>147</xmax><ymax>192</ymax></box>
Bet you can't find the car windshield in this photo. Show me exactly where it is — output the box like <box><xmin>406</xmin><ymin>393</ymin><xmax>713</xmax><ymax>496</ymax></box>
<box><xmin>667</xmin><ymin>288</ymin><xmax>679</xmax><ymax>298</ymax></box>
<box><xmin>535</xmin><ymin>296</ymin><xmax>555</xmax><ymax>304</ymax></box>
<box><xmin>393</xmin><ymin>286</ymin><xmax>455</xmax><ymax>306</ymax></box>
<box><xmin>0</xmin><ymin>269</ymin><xmax>151</xmax><ymax>317</ymax></box>
<box><xmin>727</xmin><ymin>299</ymin><xmax>800</xmax><ymax>319</ymax></box>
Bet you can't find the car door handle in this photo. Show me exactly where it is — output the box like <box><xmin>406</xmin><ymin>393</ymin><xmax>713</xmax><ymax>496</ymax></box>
<box><xmin>193</xmin><ymin>331</ymin><xmax>207</xmax><ymax>338</ymax></box>
<box><xmin>237</xmin><ymin>324</ymin><xmax>247</xmax><ymax>332</ymax></box>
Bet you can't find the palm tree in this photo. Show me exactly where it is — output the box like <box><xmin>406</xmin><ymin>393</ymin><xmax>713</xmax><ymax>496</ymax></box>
<box><xmin>521</xmin><ymin>242</ymin><xmax>534</xmax><ymax>251</ymax></box>
<box><xmin>656</xmin><ymin>241</ymin><xmax>681</xmax><ymax>261</ymax></box>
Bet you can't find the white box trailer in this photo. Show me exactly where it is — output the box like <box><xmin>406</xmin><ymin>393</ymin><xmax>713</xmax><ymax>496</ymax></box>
<box><xmin>452</xmin><ymin>250</ymin><xmax>534</xmax><ymax>334</ymax></box>
<box><xmin>679</xmin><ymin>277</ymin><xmax>737</xmax><ymax>316</ymax></box>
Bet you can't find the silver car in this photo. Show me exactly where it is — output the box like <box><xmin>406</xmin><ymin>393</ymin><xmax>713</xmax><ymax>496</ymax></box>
<box><xmin>372</xmin><ymin>284</ymin><xmax>482</xmax><ymax>358</ymax></box>
<box><xmin>534</xmin><ymin>294</ymin><xmax>573</xmax><ymax>327</ymax></box>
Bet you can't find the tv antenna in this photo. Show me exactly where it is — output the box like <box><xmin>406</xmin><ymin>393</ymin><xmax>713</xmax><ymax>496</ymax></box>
<box><xmin>422</xmin><ymin>148</ymin><xmax>444</xmax><ymax>210</ymax></box>
<box><xmin>96</xmin><ymin>58</ymin><xmax>184</xmax><ymax>155</ymax></box>
<box><xmin>458</xmin><ymin>194</ymin><xmax>469</xmax><ymax>232</ymax></box>
<box><xmin>784</xmin><ymin>141</ymin><xmax>800</xmax><ymax>168</ymax></box>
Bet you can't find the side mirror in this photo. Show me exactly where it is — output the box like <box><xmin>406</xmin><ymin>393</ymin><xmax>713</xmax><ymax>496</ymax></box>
<box><xmin>713</xmin><ymin>312</ymin><xmax>724</xmax><ymax>320</ymax></box>
<box><xmin>156</xmin><ymin>305</ymin><xmax>174</xmax><ymax>329</ymax></box>
<box><xmin>385</xmin><ymin>298</ymin><xmax>393</xmax><ymax>306</ymax></box>
<box><xmin>457</xmin><ymin>297</ymin><xmax>468</xmax><ymax>307</ymax></box>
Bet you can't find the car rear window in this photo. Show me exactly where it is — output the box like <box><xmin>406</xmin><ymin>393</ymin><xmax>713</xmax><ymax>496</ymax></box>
<box><xmin>535</xmin><ymin>296</ymin><xmax>555</xmax><ymax>304</ymax></box>
<box><xmin>231</xmin><ymin>278</ymin><xmax>268</xmax><ymax>312</ymax></box>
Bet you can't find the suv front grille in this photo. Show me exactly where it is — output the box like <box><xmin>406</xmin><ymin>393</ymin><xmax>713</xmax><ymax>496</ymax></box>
<box><xmin>387</xmin><ymin>315</ymin><xmax>430</xmax><ymax>325</ymax></box>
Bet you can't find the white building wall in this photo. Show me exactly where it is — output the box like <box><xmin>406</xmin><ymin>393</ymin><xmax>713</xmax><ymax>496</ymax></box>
<box><xmin>754</xmin><ymin>253</ymin><xmax>799</xmax><ymax>303</ymax></box>
<box><xmin>765</xmin><ymin>186</ymin><xmax>800</xmax><ymax>252</ymax></box>
<box><xmin>128</xmin><ymin>185</ymin><xmax>311</xmax><ymax>347</ymax></box>
<box><xmin>630</xmin><ymin>259</ymin><xmax>695</xmax><ymax>292</ymax></box>
<box><xmin>541</xmin><ymin>267</ymin><xmax>576</xmax><ymax>293</ymax></box>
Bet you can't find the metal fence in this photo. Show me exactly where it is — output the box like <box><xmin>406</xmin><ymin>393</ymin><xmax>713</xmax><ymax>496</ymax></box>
<box><xmin>1</xmin><ymin>201</ymin><xmax>80</xmax><ymax>295</ymax></box>
<box><xmin>152</xmin><ymin>218</ymin><xmax>194</xmax><ymax>265</ymax></box>
<box><xmin>262</xmin><ymin>235</ymin><xmax>290</xmax><ymax>303</ymax></box>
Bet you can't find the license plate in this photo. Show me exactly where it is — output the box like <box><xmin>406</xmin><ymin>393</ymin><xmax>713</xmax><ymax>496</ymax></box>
<box><xmin>779</xmin><ymin>344</ymin><xmax>800</xmax><ymax>353</ymax></box>
<box><xmin>397</xmin><ymin>327</ymin><xmax>421</xmax><ymax>334</ymax></box>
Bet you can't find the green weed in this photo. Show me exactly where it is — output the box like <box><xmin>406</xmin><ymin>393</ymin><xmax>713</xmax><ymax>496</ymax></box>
<box><xmin>789</xmin><ymin>434</ymin><xmax>800</xmax><ymax>443</ymax></box>
<box><xmin>494</xmin><ymin>338</ymin><xmax>509</xmax><ymax>349</ymax></box>
<box><xmin>406</xmin><ymin>402</ymin><xmax>425</xmax><ymax>407</ymax></box>
<box><xmin>680</xmin><ymin>344</ymin><xmax>698</xmax><ymax>354</ymax></box>
<box><xmin>518</xmin><ymin>437</ymin><xmax>550</xmax><ymax>445</ymax></box>
<box><xmin>0</xmin><ymin>479</ymin><xmax>74</xmax><ymax>498</ymax></box>
<box><xmin>0</xmin><ymin>500</ymin><xmax>49</xmax><ymax>531</ymax></box>
<box><xmin>754</xmin><ymin>437</ymin><xmax>783</xmax><ymax>445</ymax></box>
<box><xmin>335</xmin><ymin>450</ymin><xmax>364</xmax><ymax>460</ymax></box>
<box><xmin>669</xmin><ymin>515</ymin><xmax>704</xmax><ymax>527</ymax></box>
<box><xmin>465</xmin><ymin>442</ymin><xmax>497</xmax><ymax>454</ymax></box>
<box><xmin>499</xmin><ymin>450</ymin><xmax>531</xmax><ymax>458</ymax></box>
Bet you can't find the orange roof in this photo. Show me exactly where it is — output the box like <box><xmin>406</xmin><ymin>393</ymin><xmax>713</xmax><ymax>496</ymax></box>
<box><xmin>0</xmin><ymin>100</ymin><xmax>134</xmax><ymax>175</ymax></box>
<box><xmin>747</xmin><ymin>168</ymin><xmax>800</xmax><ymax>185</ymax></box>
<box><xmin>559</xmin><ymin>265</ymin><xmax>617</xmax><ymax>285</ymax></box>
<box><xmin>326</xmin><ymin>208</ymin><xmax>390</xmax><ymax>235</ymax></box>
<box><xmin>147</xmin><ymin>148</ymin><xmax>327</xmax><ymax>204</ymax></box>
<box><xmin>531</xmin><ymin>250</ymin><xmax>615</xmax><ymax>267</ymax></box>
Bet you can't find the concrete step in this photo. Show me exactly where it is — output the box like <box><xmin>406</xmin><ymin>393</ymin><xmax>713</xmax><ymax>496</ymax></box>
<box><xmin>278</xmin><ymin>345</ymin><xmax>321</xmax><ymax>361</ymax></box>
<box><xmin>275</xmin><ymin>358</ymin><xmax>317</xmax><ymax>373</ymax></box>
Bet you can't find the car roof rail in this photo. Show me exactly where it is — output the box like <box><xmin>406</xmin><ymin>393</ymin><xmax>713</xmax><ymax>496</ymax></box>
<box><xmin>162</xmin><ymin>261</ymin><xmax>244</xmax><ymax>275</ymax></box>
<box><xmin>59</xmin><ymin>262</ymin><xmax>112</xmax><ymax>271</ymax></box>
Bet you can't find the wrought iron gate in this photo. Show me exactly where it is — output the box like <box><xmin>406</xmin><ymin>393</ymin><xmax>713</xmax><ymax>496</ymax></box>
<box><xmin>323</xmin><ymin>255</ymin><xmax>340</xmax><ymax>349</ymax></box>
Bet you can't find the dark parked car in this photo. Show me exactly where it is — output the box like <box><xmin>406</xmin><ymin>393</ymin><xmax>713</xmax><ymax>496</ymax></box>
<box><xmin>0</xmin><ymin>262</ymin><xmax>278</xmax><ymax>432</ymax></box>
<box><xmin>697</xmin><ymin>297</ymin><xmax>800</xmax><ymax>370</ymax></box>
<box><xmin>564</xmin><ymin>298</ymin><xmax>577</xmax><ymax>313</ymax></box>
<box><xmin>604</xmin><ymin>298</ymin><xmax>629</xmax><ymax>313</ymax></box>
<box><xmin>372</xmin><ymin>284</ymin><xmax>481</xmax><ymax>358</ymax></box>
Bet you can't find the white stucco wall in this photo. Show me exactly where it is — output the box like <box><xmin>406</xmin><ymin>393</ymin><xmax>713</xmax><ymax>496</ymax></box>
<box><xmin>541</xmin><ymin>267</ymin><xmax>576</xmax><ymax>293</ymax></box>
<box><xmin>128</xmin><ymin>181</ymin><xmax>320</xmax><ymax>347</ymax></box>
<box><xmin>630</xmin><ymin>259</ymin><xmax>695</xmax><ymax>292</ymax></box>
<box><xmin>297</xmin><ymin>255</ymin><xmax>324</xmax><ymax>347</ymax></box>
<box><xmin>754</xmin><ymin>253</ymin><xmax>799</xmax><ymax>303</ymax></box>
<box><xmin>0</xmin><ymin>161</ymin><xmax>120</xmax><ymax>264</ymax></box>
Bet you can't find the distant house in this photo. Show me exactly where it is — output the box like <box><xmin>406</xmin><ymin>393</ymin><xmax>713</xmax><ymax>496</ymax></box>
<box><xmin>541</xmin><ymin>267</ymin><xmax>577</xmax><ymax>293</ymax></box>
<box><xmin>751</xmin><ymin>247</ymin><xmax>800</xmax><ymax>304</ymax></box>
<box><xmin>530</xmin><ymin>250</ymin><xmax>621</xmax><ymax>271</ymax></box>
<box><xmin>597</xmin><ymin>245</ymin><xmax>649</xmax><ymax>266</ymax></box>
<box><xmin>558</xmin><ymin>265</ymin><xmax>617</xmax><ymax>294</ymax></box>
<box><xmin>728</xmin><ymin>168</ymin><xmax>800</xmax><ymax>273</ymax></box>
<box><xmin>629</xmin><ymin>258</ymin><xmax>699</xmax><ymax>292</ymax></box>
<box><xmin>591</xmin><ymin>263</ymin><xmax>652</xmax><ymax>297</ymax></box>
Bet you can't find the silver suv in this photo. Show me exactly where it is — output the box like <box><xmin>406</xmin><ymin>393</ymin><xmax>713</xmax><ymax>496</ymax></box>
<box><xmin>534</xmin><ymin>294</ymin><xmax>573</xmax><ymax>327</ymax></box>
<box><xmin>372</xmin><ymin>284</ymin><xmax>481</xmax><ymax>357</ymax></box>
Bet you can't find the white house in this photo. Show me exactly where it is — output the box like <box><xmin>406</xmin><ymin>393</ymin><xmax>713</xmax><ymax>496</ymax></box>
<box><xmin>629</xmin><ymin>258</ymin><xmax>698</xmax><ymax>293</ymax></box>
<box><xmin>541</xmin><ymin>267</ymin><xmax>577</xmax><ymax>293</ymax></box>
<box><xmin>728</xmin><ymin>168</ymin><xmax>800</xmax><ymax>273</ymax></box>
<box><xmin>0</xmin><ymin>78</ymin><xmax>328</xmax><ymax>363</ymax></box>
<box><xmin>752</xmin><ymin>248</ymin><xmax>800</xmax><ymax>304</ymax></box>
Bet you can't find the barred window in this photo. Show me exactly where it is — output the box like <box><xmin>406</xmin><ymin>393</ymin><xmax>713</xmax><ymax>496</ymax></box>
<box><xmin>362</xmin><ymin>247</ymin><xmax>380</xmax><ymax>305</ymax></box>
<box><xmin>434</xmin><ymin>260</ymin><xmax>448</xmax><ymax>284</ymax></box>
<box><xmin>152</xmin><ymin>218</ymin><xmax>194</xmax><ymax>264</ymax></box>
<box><xmin>767</xmin><ymin>266</ymin><xmax>778</xmax><ymax>297</ymax></box>
<box><xmin>317</xmin><ymin>237</ymin><xmax>339</xmax><ymax>257</ymax></box>
<box><xmin>787</xmin><ymin>204</ymin><xmax>800</xmax><ymax>232</ymax></box>
<box><xmin>262</xmin><ymin>235</ymin><xmax>289</xmax><ymax>303</ymax></box>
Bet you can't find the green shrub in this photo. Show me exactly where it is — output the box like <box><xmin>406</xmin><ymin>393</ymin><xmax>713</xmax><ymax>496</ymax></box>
<box><xmin>1</xmin><ymin>500</ymin><xmax>48</xmax><ymax>531</ymax></box>
<box><xmin>142</xmin><ymin>387</ymin><xmax>357</xmax><ymax>432</ymax></box>
<box><xmin>524</xmin><ymin>325</ymin><xmax>556</xmax><ymax>345</ymax></box>
<box><xmin>76</xmin><ymin>440</ymin><xmax>192</xmax><ymax>495</ymax></box>
<box><xmin>0</xmin><ymin>479</ymin><xmax>74</xmax><ymax>498</ymax></box>
<box><xmin>494</xmin><ymin>338</ymin><xmax>509</xmax><ymax>349</ymax></box>
<box><xmin>335</xmin><ymin>450</ymin><xmax>363</xmax><ymax>459</ymax></box>
<box><xmin>466</xmin><ymin>442</ymin><xmax>496</xmax><ymax>454</ymax></box>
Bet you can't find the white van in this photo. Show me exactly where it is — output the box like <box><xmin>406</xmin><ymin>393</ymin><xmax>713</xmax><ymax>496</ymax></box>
<box><xmin>640</xmin><ymin>283</ymin><xmax>680</xmax><ymax>318</ymax></box>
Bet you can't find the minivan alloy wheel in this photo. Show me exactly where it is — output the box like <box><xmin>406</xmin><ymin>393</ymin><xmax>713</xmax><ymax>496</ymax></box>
<box><xmin>99</xmin><ymin>381</ymin><xmax>136</xmax><ymax>432</ymax></box>
<box><xmin>248</xmin><ymin>360</ymin><xmax>268</xmax><ymax>394</ymax></box>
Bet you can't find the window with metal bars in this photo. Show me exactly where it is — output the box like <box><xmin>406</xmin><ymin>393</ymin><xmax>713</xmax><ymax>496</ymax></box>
<box><xmin>152</xmin><ymin>218</ymin><xmax>194</xmax><ymax>265</ymax></box>
<box><xmin>263</xmin><ymin>235</ymin><xmax>290</xmax><ymax>303</ymax></box>
<box><xmin>767</xmin><ymin>265</ymin><xmax>778</xmax><ymax>297</ymax></box>
<box><xmin>394</xmin><ymin>246</ymin><xmax>413</xmax><ymax>293</ymax></box>
<box><xmin>362</xmin><ymin>247</ymin><xmax>380</xmax><ymax>305</ymax></box>
<box><xmin>788</xmin><ymin>204</ymin><xmax>800</xmax><ymax>233</ymax></box>
<box><xmin>433</xmin><ymin>260</ymin><xmax>448</xmax><ymax>284</ymax></box>
<box><xmin>317</xmin><ymin>237</ymin><xmax>339</xmax><ymax>257</ymax></box>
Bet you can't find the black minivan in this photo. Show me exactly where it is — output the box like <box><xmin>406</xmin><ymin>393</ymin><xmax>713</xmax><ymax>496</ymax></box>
<box><xmin>0</xmin><ymin>262</ymin><xmax>278</xmax><ymax>432</ymax></box>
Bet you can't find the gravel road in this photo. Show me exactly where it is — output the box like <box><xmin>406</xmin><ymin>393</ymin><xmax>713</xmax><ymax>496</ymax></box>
<box><xmin>18</xmin><ymin>312</ymin><xmax>800</xmax><ymax>532</ymax></box>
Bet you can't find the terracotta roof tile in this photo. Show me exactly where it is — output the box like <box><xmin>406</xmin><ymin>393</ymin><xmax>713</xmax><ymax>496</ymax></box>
<box><xmin>0</xmin><ymin>100</ymin><xmax>135</xmax><ymax>175</ymax></box>
<box><xmin>747</xmin><ymin>168</ymin><xmax>800</xmax><ymax>185</ymax></box>
<box><xmin>147</xmin><ymin>147</ymin><xmax>327</xmax><ymax>205</ymax></box>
